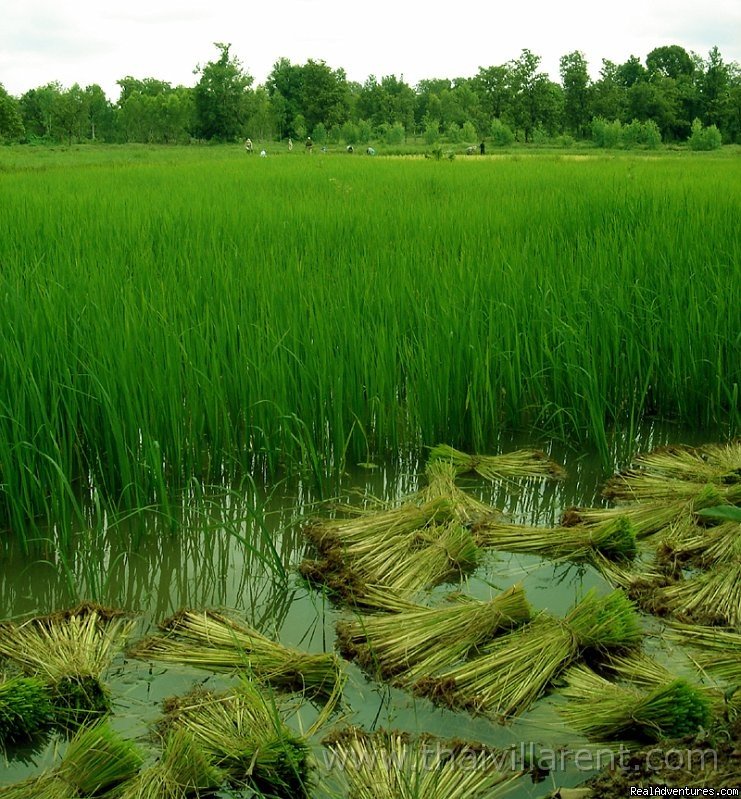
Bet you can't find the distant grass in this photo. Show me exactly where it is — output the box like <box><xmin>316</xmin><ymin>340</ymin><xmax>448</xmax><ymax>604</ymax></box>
<box><xmin>0</xmin><ymin>146</ymin><xmax>738</xmax><ymax>548</ymax></box>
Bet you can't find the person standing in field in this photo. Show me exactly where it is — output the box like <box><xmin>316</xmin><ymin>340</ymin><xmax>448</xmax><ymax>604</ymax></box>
<box><xmin>245</xmin><ymin>137</ymin><xmax>253</xmax><ymax>153</ymax></box>
<box><xmin>479</xmin><ymin>140</ymin><xmax>485</xmax><ymax>155</ymax></box>
<box><xmin>288</xmin><ymin>137</ymin><xmax>293</xmax><ymax>151</ymax></box>
<box><xmin>305</xmin><ymin>136</ymin><xmax>313</xmax><ymax>154</ymax></box>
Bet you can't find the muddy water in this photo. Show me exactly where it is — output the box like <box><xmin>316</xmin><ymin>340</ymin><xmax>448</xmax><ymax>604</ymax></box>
<box><xmin>0</xmin><ymin>427</ymin><xmax>721</xmax><ymax>796</ymax></box>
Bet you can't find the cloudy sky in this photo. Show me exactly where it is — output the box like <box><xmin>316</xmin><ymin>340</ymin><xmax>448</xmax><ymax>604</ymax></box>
<box><xmin>2</xmin><ymin>0</ymin><xmax>739</xmax><ymax>100</ymax></box>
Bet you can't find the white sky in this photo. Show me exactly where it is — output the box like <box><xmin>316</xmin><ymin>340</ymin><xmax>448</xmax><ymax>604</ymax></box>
<box><xmin>1</xmin><ymin>0</ymin><xmax>740</xmax><ymax>101</ymax></box>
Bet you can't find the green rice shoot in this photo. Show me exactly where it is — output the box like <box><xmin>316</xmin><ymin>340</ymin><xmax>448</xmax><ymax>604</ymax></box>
<box><xmin>428</xmin><ymin>444</ymin><xmax>566</xmax><ymax>482</ymax></box>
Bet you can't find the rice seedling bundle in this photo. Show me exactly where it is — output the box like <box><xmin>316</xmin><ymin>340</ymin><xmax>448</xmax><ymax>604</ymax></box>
<box><xmin>418</xmin><ymin>460</ymin><xmax>500</xmax><ymax>524</ymax></box>
<box><xmin>303</xmin><ymin>497</ymin><xmax>455</xmax><ymax>556</ymax></box>
<box><xmin>160</xmin><ymin>682</ymin><xmax>310</xmax><ymax>798</ymax></box>
<box><xmin>130</xmin><ymin>609</ymin><xmax>340</xmax><ymax>697</ymax></box>
<box><xmin>658</xmin><ymin>519</ymin><xmax>741</xmax><ymax>568</ymax></box>
<box><xmin>0</xmin><ymin>604</ymin><xmax>134</xmax><ymax>725</ymax></box>
<box><xmin>415</xmin><ymin>589</ymin><xmax>643</xmax><ymax>718</ymax></box>
<box><xmin>558</xmin><ymin>664</ymin><xmax>711</xmax><ymax>742</ymax></box>
<box><xmin>0</xmin><ymin>722</ymin><xmax>143</xmax><ymax>799</ymax></box>
<box><xmin>0</xmin><ymin>675</ymin><xmax>54</xmax><ymax>745</ymax></box>
<box><xmin>561</xmin><ymin>502</ymin><xmax>694</xmax><ymax>540</ymax></box>
<box><xmin>603</xmin><ymin>474</ymin><xmax>736</xmax><ymax>506</ymax></box>
<box><xmin>650</xmin><ymin>562</ymin><xmax>741</xmax><ymax>628</ymax></box>
<box><xmin>324</xmin><ymin>727</ymin><xmax>519</xmax><ymax>799</ymax></box>
<box><xmin>116</xmin><ymin>728</ymin><xmax>225</xmax><ymax>799</ymax></box>
<box><xmin>471</xmin><ymin>516</ymin><xmax>637</xmax><ymax>563</ymax></box>
<box><xmin>300</xmin><ymin>519</ymin><xmax>480</xmax><ymax>605</ymax></box>
<box><xmin>428</xmin><ymin>444</ymin><xmax>566</xmax><ymax>482</ymax></box>
<box><xmin>628</xmin><ymin>443</ymin><xmax>741</xmax><ymax>485</ymax></box>
<box><xmin>665</xmin><ymin>622</ymin><xmax>741</xmax><ymax>685</ymax></box>
<box><xmin>336</xmin><ymin>583</ymin><xmax>531</xmax><ymax>683</ymax></box>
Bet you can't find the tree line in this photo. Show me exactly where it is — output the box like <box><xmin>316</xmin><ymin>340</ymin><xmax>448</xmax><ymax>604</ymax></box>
<box><xmin>0</xmin><ymin>42</ymin><xmax>739</xmax><ymax>147</ymax></box>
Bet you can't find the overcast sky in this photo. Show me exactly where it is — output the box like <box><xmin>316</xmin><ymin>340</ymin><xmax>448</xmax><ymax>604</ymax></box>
<box><xmin>2</xmin><ymin>0</ymin><xmax>740</xmax><ymax>100</ymax></box>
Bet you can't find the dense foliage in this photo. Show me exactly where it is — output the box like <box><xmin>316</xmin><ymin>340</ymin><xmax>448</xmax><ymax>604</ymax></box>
<box><xmin>1</xmin><ymin>43</ymin><xmax>739</xmax><ymax>146</ymax></box>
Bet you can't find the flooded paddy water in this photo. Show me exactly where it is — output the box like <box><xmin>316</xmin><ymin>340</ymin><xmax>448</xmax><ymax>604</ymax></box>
<box><xmin>2</xmin><ymin>425</ymin><xmax>736</xmax><ymax>797</ymax></box>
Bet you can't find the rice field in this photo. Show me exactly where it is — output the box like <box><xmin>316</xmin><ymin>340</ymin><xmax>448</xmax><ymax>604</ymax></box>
<box><xmin>0</xmin><ymin>146</ymin><xmax>739</xmax><ymax>547</ymax></box>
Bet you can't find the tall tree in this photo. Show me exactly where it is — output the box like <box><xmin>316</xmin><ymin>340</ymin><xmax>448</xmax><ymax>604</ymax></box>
<box><xmin>559</xmin><ymin>51</ymin><xmax>591</xmax><ymax>137</ymax></box>
<box><xmin>193</xmin><ymin>43</ymin><xmax>253</xmax><ymax>140</ymax></box>
<box><xmin>0</xmin><ymin>83</ymin><xmax>24</xmax><ymax>141</ymax></box>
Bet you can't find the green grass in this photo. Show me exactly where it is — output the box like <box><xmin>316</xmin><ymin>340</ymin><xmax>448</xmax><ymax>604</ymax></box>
<box><xmin>0</xmin><ymin>146</ymin><xmax>738</xmax><ymax>548</ymax></box>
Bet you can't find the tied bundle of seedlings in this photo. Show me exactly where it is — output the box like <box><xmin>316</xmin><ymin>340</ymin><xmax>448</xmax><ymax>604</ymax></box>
<box><xmin>336</xmin><ymin>584</ymin><xmax>531</xmax><ymax>684</ymax></box>
<box><xmin>302</xmin><ymin>497</ymin><xmax>455</xmax><ymax>557</ymax></box>
<box><xmin>323</xmin><ymin>727</ymin><xmax>520</xmax><ymax>799</ymax></box>
<box><xmin>558</xmin><ymin>664</ymin><xmax>711</xmax><ymax>742</ymax></box>
<box><xmin>471</xmin><ymin>516</ymin><xmax>637</xmax><ymax>564</ymax></box>
<box><xmin>160</xmin><ymin>682</ymin><xmax>310</xmax><ymax>798</ymax></box>
<box><xmin>415</xmin><ymin>589</ymin><xmax>643</xmax><ymax>719</ymax></box>
<box><xmin>0</xmin><ymin>604</ymin><xmax>134</xmax><ymax>726</ymax></box>
<box><xmin>665</xmin><ymin>622</ymin><xmax>741</xmax><ymax>685</ymax></box>
<box><xmin>428</xmin><ymin>444</ymin><xmax>566</xmax><ymax>482</ymax></box>
<box><xmin>301</xmin><ymin>518</ymin><xmax>480</xmax><ymax>606</ymax></box>
<box><xmin>0</xmin><ymin>721</ymin><xmax>143</xmax><ymax>798</ymax></box>
<box><xmin>648</xmin><ymin>561</ymin><xmax>741</xmax><ymax>628</ymax></box>
<box><xmin>658</xmin><ymin>519</ymin><xmax>741</xmax><ymax>569</ymax></box>
<box><xmin>130</xmin><ymin>609</ymin><xmax>340</xmax><ymax>698</ymax></box>
<box><xmin>0</xmin><ymin>676</ymin><xmax>54</xmax><ymax>746</ymax></box>
<box><xmin>418</xmin><ymin>460</ymin><xmax>500</xmax><ymax>524</ymax></box>
<box><xmin>603</xmin><ymin>473</ymin><xmax>737</xmax><ymax>506</ymax></box>
<box><xmin>627</xmin><ymin>443</ymin><xmax>741</xmax><ymax>486</ymax></box>
<box><xmin>565</xmin><ymin>483</ymin><xmax>728</xmax><ymax>541</ymax></box>
<box><xmin>117</xmin><ymin>728</ymin><xmax>225</xmax><ymax>799</ymax></box>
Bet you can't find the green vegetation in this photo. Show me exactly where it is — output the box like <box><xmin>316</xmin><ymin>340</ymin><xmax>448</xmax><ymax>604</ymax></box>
<box><xmin>0</xmin><ymin>149</ymin><xmax>738</xmax><ymax>548</ymax></box>
<box><xmin>0</xmin><ymin>676</ymin><xmax>54</xmax><ymax>745</ymax></box>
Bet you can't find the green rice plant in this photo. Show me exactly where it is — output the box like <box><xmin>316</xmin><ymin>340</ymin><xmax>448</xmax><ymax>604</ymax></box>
<box><xmin>428</xmin><ymin>444</ymin><xmax>566</xmax><ymax>482</ymax></box>
<box><xmin>665</xmin><ymin>622</ymin><xmax>741</xmax><ymax>685</ymax></box>
<box><xmin>0</xmin><ymin>721</ymin><xmax>143</xmax><ymax>798</ymax></box>
<box><xmin>116</xmin><ymin>728</ymin><xmax>225</xmax><ymax>799</ymax></box>
<box><xmin>0</xmin><ymin>604</ymin><xmax>133</xmax><ymax>726</ymax></box>
<box><xmin>558</xmin><ymin>664</ymin><xmax>711</xmax><ymax>742</ymax></box>
<box><xmin>336</xmin><ymin>583</ymin><xmax>531</xmax><ymax>683</ymax></box>
<box><xmin>130</xmin><ymin>609</ymin><xmax>341</xmax><ymax>698</ymax></box>
<box><xmin>0</xmin><ymin>675</ymin><xmax>54</xmax><ymax>746</ymax></box>
<box><xmin>323</xmin><ymin>727</ymin><xmax>520</xmax><ymax>799</ymax></box>
<box><xmin>160</xmin><ymin>681</ymin><xmax>310</xmax><ymax>798</ymax></box>
<box><xmin>415</xmin><ymin>589</ymin><xmax>643</xmax><ymax>718</ymax></box>
<box><xmin>471</xmin><ymin>516</ymin><xmax>637</xmax><ymax>563</ymax></box>
<box><xmin>657</xmin><ymin>519</ymin><xmax>741</xmax><ymax>568</ymax></box>
<box><xmin>0</xmin><ymin>154</ymin><xmax>738</xmax><ymax>549</ymax></box>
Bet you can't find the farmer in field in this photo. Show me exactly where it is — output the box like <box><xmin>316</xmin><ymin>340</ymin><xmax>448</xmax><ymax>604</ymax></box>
<box><xmin>305</xmin><ymin>136</ymin><xmax>313</xmax><ymax>154</ymax></box>
<box><xmin>244</xmin><ymin>137</ymin><xmax>253</xmax><ymax>153</ymax></box>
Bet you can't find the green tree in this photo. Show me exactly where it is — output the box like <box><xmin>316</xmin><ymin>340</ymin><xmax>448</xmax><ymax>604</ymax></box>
<box><xmin>0</xmin><ymin>83</ymin><xmax>24</xmax><ymax>141</ymax></box>
<box><xmin>508</xmin><ymin>49</ymin><xmax>557</xmax><ymax>141</ymax></box>
<box><xmin>194</xmin><ymin>42</ymin><xmax>253</xmax><ymax>140</ymax></box>
<box><xmin>590</xmin><ymin>60</ymin><xmax>626</xmax><ymax>121</ymax></box>
<box><xmin>20</xmin><ymin>83</ymin><xmax>60</xmax><ymax>139</ymax></box>
<box><xmin>700</xmin><ymin>46</ymin><xmax>730</xmax><ymax>132</ymax></box>
<box><xmin>646</xmin><ymin>45</ymin><xmax>693</xmax><ymax>81</ymax></box>
<box><xmin>53</xmin><ymin>83</ymin><xmax>89</xmax><ymax>144</ymax></box>
<box><xmin>559</xmin><ymin>51</ymin><xmax>591</xmax><ymax>138</ymax></box>
<box><xmin>84</xmin><ymin>84</ymin><xmax>114</xmax><ymax>141</ymax></box>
